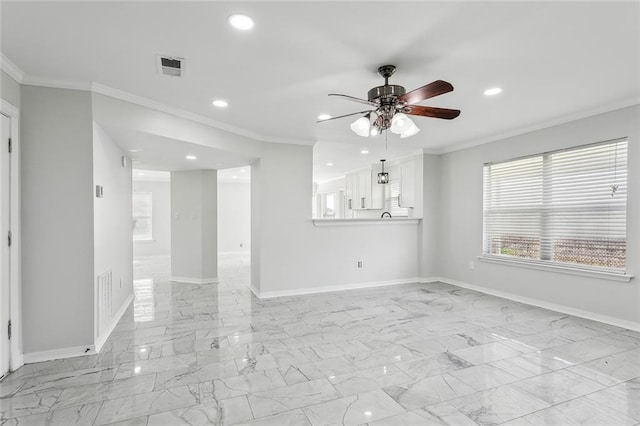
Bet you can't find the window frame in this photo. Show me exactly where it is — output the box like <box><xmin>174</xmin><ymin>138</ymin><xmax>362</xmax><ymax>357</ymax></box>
<box><xmin>480</xmin><ymin>137</ymin><xmax>633</xmax><ymax>281</ymax></box>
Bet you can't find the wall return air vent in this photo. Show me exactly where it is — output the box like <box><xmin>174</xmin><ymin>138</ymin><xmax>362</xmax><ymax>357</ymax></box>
<box><xmin>157</xmin><ymin>55</ymin><xmax>185</xmax><ymax>77</ymax></box>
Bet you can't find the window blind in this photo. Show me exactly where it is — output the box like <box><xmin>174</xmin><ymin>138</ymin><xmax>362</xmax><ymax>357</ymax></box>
<box><xmin>483</xmin><ymin>139</ymin><xmax>627</xmax><ymax>272</ymax></box>
<box><xmin>390</xmin><ymin>180</ymin><xmax>409</xmax><ymax>217</ymax></box>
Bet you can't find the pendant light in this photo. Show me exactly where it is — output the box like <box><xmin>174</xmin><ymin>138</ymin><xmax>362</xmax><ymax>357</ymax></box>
<box><xmin>378</xmin><ymin>159</ymin><xmax>389</xmax><ymax>184</ymax></box>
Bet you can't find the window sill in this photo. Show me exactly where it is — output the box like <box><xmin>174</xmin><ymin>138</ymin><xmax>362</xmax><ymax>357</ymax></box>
<box><xmin>477</xmin><ymin>255</ymin><xmax>634</xmax><ymax>282</ymax></box>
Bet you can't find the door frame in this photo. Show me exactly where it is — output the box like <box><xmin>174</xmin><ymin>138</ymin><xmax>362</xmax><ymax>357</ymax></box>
<box><xmin>1</xmin><ymin>98</ymin><xmax>22</xmax><ymax>372</ymax></box>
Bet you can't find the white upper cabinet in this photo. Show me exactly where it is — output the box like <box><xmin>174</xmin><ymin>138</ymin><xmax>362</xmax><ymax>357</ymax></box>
<box><xmin>343</xmin><ymin>158</ymin><xmax>417</xmax><ymax>211</ymax></box>
<box><xmin>370</xmin><ymin>166</ymin><xmax>385</xmax><ymax>210</ymax></box>
<box><xmin>345</xmin><ymin>173</ymin><xmax>355</xmax><ymax>210</ymax></box>
<box><xmin>399</xmin><ymin>160</ymin><xmax>416</xmax><ymax>208</ymax></box>
<box><xmin>345</xmin><ymin>167</ymin><xmax>383</xmax><ymax>210</ymax></box>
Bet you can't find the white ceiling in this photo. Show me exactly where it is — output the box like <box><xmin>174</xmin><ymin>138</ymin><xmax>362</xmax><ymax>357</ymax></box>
<box><xmin>133</xmin><ymin>166</ymin><xmax>249</xmax><ymax>183</ymax></box>
<box><xmin>2</xmin><ymin>1</ymin><xmax>639</xmax><ymax>174</ymax></box>
<box><xmin>101</xmin><ymin>125</ymin><xmax>253</xmax><ymax>172</ymax></box>
<box><xmin>218</xmin><ymin>166</ymin><xmax>251</xmax><ymax>184</ymax></box>
<box><xmin>133</xmin><ymin>169</ymin><xmax>170</xmax><ymax>182</ymax></box>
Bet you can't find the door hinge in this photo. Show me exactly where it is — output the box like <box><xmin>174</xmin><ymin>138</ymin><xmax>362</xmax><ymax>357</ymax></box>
<box><xmin>7</xmin><ymin>231</ymin><xmax>11</xmax><ymax>247</ymax></box>
<box><xmin>8</xmin><ymin>320</ymin><xmax>11</xmax><ymax>340</ymax></box>
<box><xmin>8</xmin><ymin>138</ymin><xmax>11</xmax><ymax>154</ymax></box>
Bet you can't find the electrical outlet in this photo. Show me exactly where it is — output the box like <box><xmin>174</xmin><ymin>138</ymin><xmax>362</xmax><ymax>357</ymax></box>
<box><xmin>357</xmin><ymin>261</ymin><xmax>363</xmax><ymax>268</ymax></box>
<box><xmin>469</xmin><ymin>261</ymin><xmax>475</xmax><ymax>270</ymax></box>
<box><xmin>240</xmin><ymin>243</ymin><xmax>244</xmax><ymax>248</ymax></box>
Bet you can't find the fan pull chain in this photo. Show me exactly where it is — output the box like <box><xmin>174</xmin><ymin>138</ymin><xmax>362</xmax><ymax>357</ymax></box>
<box><xmin>385</xmin><ymin>129</ymin><xmax>388</xmax><ymax>152</ymax></box>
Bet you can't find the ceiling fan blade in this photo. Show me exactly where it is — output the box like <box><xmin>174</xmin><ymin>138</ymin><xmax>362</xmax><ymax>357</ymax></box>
<box><xmin>404</xmin><ymin>105</ymin><xmax>461</xmax><ymax>120</ymax></box>
<box><xmin>328</xmin><ymin>93</ymin><xmax>377</xmax><ymax>106</ymax></box>
<box><xmin>399</xmin><ymin>80</ymin><xmax>454</xmax><ymax>105</ymax></box>
<box><xmin>316</xmin><ymin>110</ymin><xmax>374</xmax><ymax>123</ymax></box>
<box><xmin>316</xmin><ymin>109</ymin><xmax>375</xmax><ymax>123</ymax></box>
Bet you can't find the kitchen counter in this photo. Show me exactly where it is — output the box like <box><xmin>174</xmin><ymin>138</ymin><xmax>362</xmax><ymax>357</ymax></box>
<box><xmin>312</xmin><ymin>218</ymin><xmax>421</xmax><ymax>226</ymax></box>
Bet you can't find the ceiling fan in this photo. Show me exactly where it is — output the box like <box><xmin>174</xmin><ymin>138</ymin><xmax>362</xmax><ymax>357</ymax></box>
<box><xmin>318</xmin><ymin>65</ymin><xmax>461</xmax><ymax>138</ymax></box>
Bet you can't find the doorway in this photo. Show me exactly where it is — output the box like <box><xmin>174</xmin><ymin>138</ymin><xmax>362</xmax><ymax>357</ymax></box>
<box><xmin>0</xmin><ymin>112</ymin><xmax>11</xmax><ymax>380</ymax></box>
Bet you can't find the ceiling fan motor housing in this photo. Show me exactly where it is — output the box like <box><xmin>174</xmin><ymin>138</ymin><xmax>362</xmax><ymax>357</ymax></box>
<box><xmin>367</xmin><ymin>85</ymin><xmax>406</xmax><ymax>102</ymax></box>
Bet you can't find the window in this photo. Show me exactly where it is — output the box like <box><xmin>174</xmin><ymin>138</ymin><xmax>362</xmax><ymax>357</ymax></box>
<box><xmin>483</xmin><ymin>139</ymin><xmax>627</xmax><ymax>273</ymax></box>
<box><xmin>133</xmin><ymin>192</ymin><xmax>153</xmax><ymax>241</ymax></box>
<box><xmin>390</xmin><ymin>179</ymin><xmax>409</xmax><ymax>217</ymax></box>
<box><xmin>323</xmin><ymin>193</ymin><xmax>336</xmax><ymax>218</ymax></box>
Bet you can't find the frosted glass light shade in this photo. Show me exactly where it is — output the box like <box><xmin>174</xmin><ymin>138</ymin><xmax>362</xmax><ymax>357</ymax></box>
<box><xmin>390</xmin><ymin>113</ymin><xmax>413</xmax><ymax>134</ymax></box>
<box><xmin>350</xmin><ymin>116</ymin><xmax>370</xmax><ymax>137</ymax></box>
<box><xmin>400</xmin><ymin>121</ymin><xmax>420</xmax><ymax>138</ymax></box>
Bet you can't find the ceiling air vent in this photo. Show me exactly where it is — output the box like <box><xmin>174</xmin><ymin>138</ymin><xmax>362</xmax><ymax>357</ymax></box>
<box><xmin>157</xmin><ymin>55</ymin><xmax>185</xmax><ymax>77</ymax></box>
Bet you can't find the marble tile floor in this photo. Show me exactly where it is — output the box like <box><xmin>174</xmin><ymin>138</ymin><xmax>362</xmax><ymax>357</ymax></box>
<box><xmin>1</xmin><ymin>254</ymin><xmax>640</xmax><ymax>425</ymax></box>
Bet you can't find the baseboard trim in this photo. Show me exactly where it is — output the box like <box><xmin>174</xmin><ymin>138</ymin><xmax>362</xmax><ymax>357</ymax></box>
<box><xmin>255</xmin><ymin>277</ymin><xmax>423</xmax><ymax>299</ymax></box>
<box><xmin>249</xmin><ymin>284</ymin><xmax>260</xmax><ymax>298</ymax></box>
<box><xmin>219</xmin><ymin>251</ymin><xmax>250</xmax><ymax>256</ymax></box>
<box><xmin>95</xmin><ymin>292</ymin><xmax>134</xmax><ymax>353</ymax></box>
<box><xmin>10</xmin><ymin>354</ymin><xmax>24</xmax><ymax>373</ymax></box>
<box><xmin>23</xmin><ymin>345</ymin><xmax>97</xmax><ymax>364</ymax></box>
<box><xmin>423</xmin><ymin>276</ymin><xmax>640</xmax><ymax>332</ymax></box>
<box><xmin>170</xmin><ymin>276</ymin><xmax>218</xmax><ymax>284</ymax></box>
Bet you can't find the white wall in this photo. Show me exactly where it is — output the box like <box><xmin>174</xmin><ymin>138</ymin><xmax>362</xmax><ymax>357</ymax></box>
<box><xmin>171</xmin><ymin>170</ymin><xmax>217</xmax><ymax>281</ymax></box>
<box><xmin>218</xmin><ymin>181</ymin><xmax>250</xmax><ymax>254</ymax></box>
<box><xmin>252</xmin><ymin>142</ymin><xmax>420</xmax><ymax>296</ymax></box>
<box><xmin>251</xmin><ymin>159</ymin><xmax>262</xmax><ymax>292</ymax></box>
<box><xmin>1</xmin><ymin>70</ymin><xmax>21</xmax><ymax>107</ymax></box>
<box><xmin>133</xmin><ymin>179</ymin><xmax>171</xmax><ymax>258</ymax></box>
<box><xmin>418</xmin><ymin>154</ymin><xmax>440</xmax><ymax>278</ymax></box>
<box><xmin>21</xmin><ymin>86</ymin><xmax>95</xmax><ymax>353</ymax></box>
<box><xmin>316</xmin><ymin>177</ymin><xmax>345</xmax><ymax>194</ymax></box>
<box><xmin>93</xmin><ymin>123</ymin><xmax>133</xmax><ymax>322</ymax></box>
<box><xmin>438</xmin><ymin>105</ymin><xmax>640</xmax><ymax>325</ymax></box>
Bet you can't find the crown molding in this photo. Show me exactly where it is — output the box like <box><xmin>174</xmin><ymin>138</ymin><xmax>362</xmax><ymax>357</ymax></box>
<box><xmin>91</xmin><ymin>82</ymin><xmax>271</xmax><ymax>143</ymax></box>
<box><xmin>91</xmin><ymin>83</ymin><xmax>313</xmax><ymax>146</ymax></box>
<box><xmin>0</xmin><ymin>53</ymin><xmax>25</xmax><ymax>84</ymax></box>
<box><xmin>433</xmin><ymin>97</ymin><xmax>640</xmax><ymax>155</ymax></box>
<box><xmin>22</xmin><ymin>75</ymin><xmax>91</xmax><ymax>92</ymax></box>
<box><xmin>14</xmin><ymin>73</ymin><xmax>316</xmax><ymax>146</ymax></box>
<box><xmin>10</xmin><ymin>66</ymin><xmax>639</xmax><ymax>153</ymax></box>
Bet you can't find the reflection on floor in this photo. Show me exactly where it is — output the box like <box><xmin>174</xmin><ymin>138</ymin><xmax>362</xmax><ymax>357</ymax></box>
<box><xmin>1</xmin><ymin>254</ymin><xmax>640</xmax><ymax>425</ymax></box>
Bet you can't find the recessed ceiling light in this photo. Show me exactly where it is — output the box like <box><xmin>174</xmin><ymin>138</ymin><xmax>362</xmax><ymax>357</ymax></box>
<box><xmin>240</xmin><ymin>169</ymin><xmax>246</xmax><ymax>173</ymax></box>
<box><xmin>232</xmin><ymin>176</ymin><xmax>238</xmax><ymax>179</ymax></box>
<box><xmin>212</xmin><ymin>99</ymin><xmax>228</xmax><ymax>108</ymax></box>
<box><xmin>186</xmin><ymin>155</ymin><xmax>197</xmax><ymax>160</ymax></box>
<box><xmin>128</xmin><ymin>149</ymin><xmax>140</xmax><ymax>153</ymax></box>
<box><xmin>317</xmin><ymin>114</ymin><xmax>331</xmax><ymax>121</ymax></box>
<box><xmin>137</xmin><ymin>172</ymin><xmax>145</xmax><ymax>176</ymax></box>
<box><xmin>228</xmin><ymin>14</ymin><xmax>254</xmax><ymax>30</ymax></box>
<box><xmin>360</xmin><ymin>150</ymin><xmax>369</xmax><ymax>154</ymax></box>
<box><xmin>484</xmin><ymin>87</ymin><xmax>503</xmax><ymax>96</ymax></box>
<box><xmin>326</xmin><ymin>162</ymin><xmax>334</xmax><ymax>167</ymax></box>
<box><xmin>364</xmin><ymin>411</ymin><xmax>372</xmax><ymax>416</ymax></box>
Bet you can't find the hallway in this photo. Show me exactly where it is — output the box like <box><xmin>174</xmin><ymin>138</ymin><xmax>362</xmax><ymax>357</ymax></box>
<box><xmin>1</xmin><ymin>255</ymin><xmax>639</xmax><ymax>425</ymax></box>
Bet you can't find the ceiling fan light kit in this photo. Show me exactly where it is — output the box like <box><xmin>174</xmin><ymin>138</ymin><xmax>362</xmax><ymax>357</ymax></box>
<box><xmin>321</xmin><ymin>64</ymin><xmax>460</xmax><ymax>139</ymax></box>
